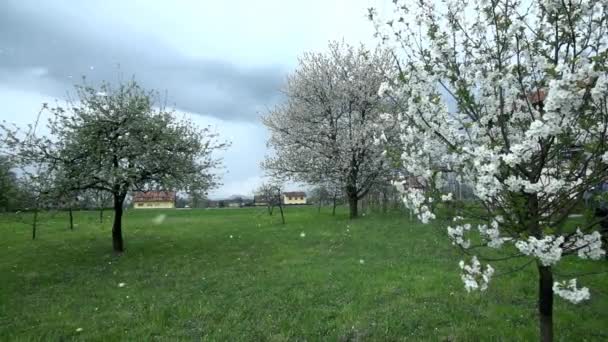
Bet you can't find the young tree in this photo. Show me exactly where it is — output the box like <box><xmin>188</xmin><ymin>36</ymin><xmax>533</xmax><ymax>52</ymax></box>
<box><xmin>310</xmin><ymin>185</ymin><xmax>331</xmax><ymax>212</ymax></box>
<box><xmin>6</xmin><ymin>80</ymin><xmax>228</xmax><ymax>252</ymax></box>
<box><xmin>371</xmin><ymin>0</ymin><xmax>608</xmax><ymax>340</ymax></box>
<box><xmin>16</xmin><ymin>163</ymin><xmax>57</xmax><ymax>239</ymax></box>
<box><xmin>48</xmin><ymin>167</ymin><xmax>81</xmax><ymax>230</ymax></box>
<box><xmin>256</xmin><ymin>181</ymin><xmax>285</xmax><ymax>223</ymax></box>
<box><xmin>263</xmin><ymin>41</ymin><xmax>396</xmax><ymax>218</ymax></box>
<box><xmin>309</xmin><ymin>180</ymin><xmax>343</xmax><ymax>215</ymax></box>
<box><xmin>92</xmin><ymin>189</ymin><xmax>112</xmax><ymax>223</ymax></box>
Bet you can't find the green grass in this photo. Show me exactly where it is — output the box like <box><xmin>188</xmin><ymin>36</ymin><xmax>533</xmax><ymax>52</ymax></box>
<box><xmin>1</xmin><ymin>206</ymin><xmax>607</xmax><ymax>341</ymax></box>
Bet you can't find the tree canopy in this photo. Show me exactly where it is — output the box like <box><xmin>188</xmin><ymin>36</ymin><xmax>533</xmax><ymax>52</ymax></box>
<box><xmin>263</xmin><ymin>41</ymin><xmax>396</xmax><ymax>218</ymax></box>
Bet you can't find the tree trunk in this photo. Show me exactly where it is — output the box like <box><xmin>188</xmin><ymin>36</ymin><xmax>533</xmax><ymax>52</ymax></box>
<box><xmin>277</xmin><ymin>192</ymin><xmax>285</xmax><ymax>224</ymax></box>
<box><xmin>332</xmin><ymin>195</ymin><xmax>337</xmax><ymax>216</ymax></box>
<box><xmin>278</xmin><ymin>203</ymin><xmax>285</xmax><ymax>224</ymax></box>
<box><xmin>99</xmin><ymin>207</ymin><xmax>104</xmax><ymax>223</ymax></box>
<box><xmin>68</xmin><ymin>206</ymin><xmax>74</xmax><ymax>230</ymax></box>
<box><xmin>382</xmin><ymin>190</ymin><xmax>388</xmax><ymax>214</ymax></box>
<box><xmin>538</xmin><ymin>264</ymin><xmax>553</xmax><ymax>342</ymax></box>
<box><xmin>595</xmin><ymin>208</ymin><xmax>608</xmax><ymax>260</ymax></box>
<box><xmin>112</xmin><ymin>193</ymin><xmax>125</xmax><ymax>253</ymax></box>
<box><xmin>32</xmin><ymin>207</ymin><xmax>38</xmax><ymax>240</ymax></box>
<box><xmin>318</xmin><ymin>199</ymin><xmax>322</xmax><ymax>213</ymax></box>
<box><xmin>458</xmin><ymin>179</ymin><xmax>463</xmax><ymax>200</ymax></box>
<box><xmin>361</xmin><ymin>196</ymin><xmax>367</xmax><ymax>215</ymax></box>
<box><xmin>348</xmin><ymin>195</ymin><xmax>358</xmax><ymax>219</ymax></box>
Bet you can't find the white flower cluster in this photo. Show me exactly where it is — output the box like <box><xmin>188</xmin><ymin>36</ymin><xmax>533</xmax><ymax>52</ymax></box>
<box><xmin>459</xmin><ymin>256</ymin><xmax>494</xmax><ymax>292</ymax></box>
<box><xmin>566</xmin><ymin>229</ymin><xmax>605</xmax><ymax>260</ymax></box>
<box><xmin>471</xmin><ymin>147</ymin><xmax>503</xmax><ymax>202</ymax></box>
<box><xmin>398</xmin><ymin>187</ymin><xmax>436</xmax><ymax>224</ymax></box>
<box><xmin>441</xmin><ymin>193</ymin><xmax>453</xmax><ymax>201</ymax></box>
<box><xmin>377</xmin><ymin>82</ymin><xmax>394</xmax><ymax>97</ymax></box>
<box><xmin>478</xmin><ymin>217</ymin><xmax>510</xmax><ymax>248</ymax></box>
<box><xmin>447</xmin><ymin>222</ymin><xmax>471</xmax><ymax>248</ymax></box>
<box><xmin>515</xmin><ymin>236</ymin><xmax>564</xmax><ymax>266</ymax></box>
<box><xmin>553</xmin><ymin>279</ymin><xmax>590</xmax><ymax>304</ymax></box>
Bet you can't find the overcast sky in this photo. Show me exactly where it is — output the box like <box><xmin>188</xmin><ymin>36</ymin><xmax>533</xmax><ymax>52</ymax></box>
<box><xmin>0</xmin><ymin>0</ymin><xmax>387</xmax><ymax>198</ymax></box>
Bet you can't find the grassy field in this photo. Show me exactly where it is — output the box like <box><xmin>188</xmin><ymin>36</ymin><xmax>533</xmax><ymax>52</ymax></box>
<box><xmin>1</xmin><ymin>206</ymin><xmax>607</xmax><ymax>341</ymax></box>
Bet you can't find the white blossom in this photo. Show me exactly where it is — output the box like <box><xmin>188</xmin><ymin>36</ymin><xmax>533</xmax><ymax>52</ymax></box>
<box><xmin>566</xmin><ymin>229</ymin><xmax>605</xmax><ymax>260</ymax></box>
<box><xmin>459</xmin><ymin>256</ymin><xmax>494</xmax><ymax>292</ymax></box>
<box><xmin>447</xmin><ymin>224</ymin><xmax>471</xmax><ymax>248</ymax></box>
<box><xmin>553</xmin><ymin>279</ymin><xmax>590</xmax><ymax>304</ymax></box>
<box><xmin>478</xmin><ymin>219</ymin><xmax>510</xmax><ymax>248</ymax></box>
<box><xmin>515</xmin><ymin>236</ymin><xmax>564</xmax><ymax>266</ymax></box>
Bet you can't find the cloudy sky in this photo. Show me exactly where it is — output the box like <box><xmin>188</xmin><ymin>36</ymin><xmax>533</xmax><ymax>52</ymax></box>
<box><xmin>0</xmin><ymin>0</ymin><xmax>386</xmax><ymax>198</ymax></box>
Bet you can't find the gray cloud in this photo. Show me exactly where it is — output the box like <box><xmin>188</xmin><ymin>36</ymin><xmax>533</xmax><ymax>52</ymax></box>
<box><xmin>0</xmin><ymin>1</ymin><xmax>285</xmax><ymax>121</ymax></box>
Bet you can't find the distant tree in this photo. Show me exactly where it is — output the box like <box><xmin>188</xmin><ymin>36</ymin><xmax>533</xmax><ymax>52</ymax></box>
<box><xmin>16</xmin><ymin>163</ymin><xmax>56</xmax><ymax>239</ymax></box>
<box><xmin>92</xmin><ymin>190</ymin><xmax>112</xmax><ymax>223</ymax></box>
<box><xmin>310</xmin><ymin>181</ymin><xmax>343</xmax><ymax>215</ymax></box>
<box><xmin>263</xmin><ymin>41</ymin><xmax>396</xmax><ymax>219</ymax></box>
<box><xmin>256</xmin><ymin>181</ymin><xmax>285</xmax><ymax>224</ymax></box>
<box><xmin>4</xmin><ymin>79</ymin><xmax>228</xmax><ymax>252</ymax></box>
<box><xmin>362</xmin><ymin>175</ymin><xmax>402</xmax><ymax>214</ymax></box>
<box><xmin>175</xmin><ymin>194</ymin><xmax>189</xmax><ymax>208</ymax></box>
<box><xmin>0</xmin><ymin>156</ymin><xmax>20</xmax><ymax>212</ymax></box>
<box><xmin>189</xmin><ymin>190</ymin><xmax>208</xmax><ymax>208</ymax></box>
<box><xmin>49</xmin><ymin>167</ymin><xmax>81</xmax><ymax>230</ymax></box>
<box><xmin>310</xmin><ymin>185</ymin><xmax>330</xmax><ymax>212</ymax></box>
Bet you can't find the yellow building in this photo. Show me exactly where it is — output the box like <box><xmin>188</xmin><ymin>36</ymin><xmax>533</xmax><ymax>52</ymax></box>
<box><xmin>133</xmin><ymin>191</ymin><xmax>176</xmax><ymax>209</ymax></box>
<box><xmin>283</xmin><ymin>191</ymin><xmax>307</xmax><ymax>205</ymax></box>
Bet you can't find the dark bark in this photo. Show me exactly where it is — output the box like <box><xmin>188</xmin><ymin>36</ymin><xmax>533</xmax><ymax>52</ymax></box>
<box><xmin>68</xmin><ymin>206</ymin><xmax>74</xmax><ymax>230</ymax></box>
<box><xmin>32</xmin><ymin>208</ymin><xmax>38</xmax><ymax>240</ymax></box>
<box><xmin>332</xmin><ymin>195</ymin><xmax>337</xmax><ymax>216</ymax></box>
<box><xmin>526</xmin><ymin>193</ymin><xmax>553</xmax><ymax>341</ymax></box>
<box><xmin>348</xmin><ymin>195</ymin><xmax>358</xmax><ymax>219</ymax></box>
<box><xmin>595</xmin><ymin>208</ymin><xmax>608</xmax><ymax>259</ymax></box>
<box><xmin>538</xmin><ymin>264</ymin><xmax>554</xmax><ymax>342</ymax></box>
<box><xmin>277</xmin><ymin>192</ymin><xmax>285</xmax><ymax>224</ymax></box>
<box><xmin>382</xmin><ymin>189</ymin><xmax>388</xmax><ymax>214</ymax></box>
<box><xmin>318</xmin><ymin>199</ymin><xmax>322</xmax><ymax>213</ymax></box>
<box><xmin>112</xmin><ymin>193</ymin><xmax>126</xmax><ymax>252</ymax></box>
<box><xmin>99</xmin><ymin>207</ymin><xmax>104</xmax><ymax>223</ymax></box>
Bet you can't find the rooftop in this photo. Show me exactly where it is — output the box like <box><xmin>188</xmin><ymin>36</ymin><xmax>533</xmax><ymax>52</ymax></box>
<box><xmin>132</xmin><ymin>191</ymin><xmax>176</xmax><ymax>202</ymax></box>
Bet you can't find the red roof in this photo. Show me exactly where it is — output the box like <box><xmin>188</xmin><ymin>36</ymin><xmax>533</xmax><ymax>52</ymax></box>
<box><xmin>283</xmin><ymin>191</ymin><xmax>306</xmax><ymax>197</ymax></box>
<box><xmin>132</xmin><ymin>191</ymin><xmax>176</xmax><ymax>202</ymax></box>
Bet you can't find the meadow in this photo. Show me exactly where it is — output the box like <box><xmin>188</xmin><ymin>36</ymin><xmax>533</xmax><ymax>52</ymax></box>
<box><xmin>1</xmin><ymin>206</ymin><xmax>607</xmax><ymax>341</ymax></box>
